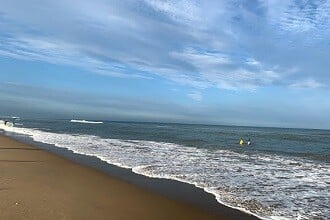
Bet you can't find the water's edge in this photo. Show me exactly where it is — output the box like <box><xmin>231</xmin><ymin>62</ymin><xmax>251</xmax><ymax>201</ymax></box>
<box><xmin>1</xmin><ymin>130</ymin><xmax>259</xmax><ymax>220</ymax></box>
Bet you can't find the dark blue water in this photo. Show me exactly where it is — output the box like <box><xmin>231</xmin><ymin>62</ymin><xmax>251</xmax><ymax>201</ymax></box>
<box><xmin>1</xmin><ymin>118</ymin><xmax>329</xmax><ymax>219</ymax></box>
<box><xmin>18</xmin><ymin>119</ymin><xmax>330</xmax><ymax>159</ymax></box>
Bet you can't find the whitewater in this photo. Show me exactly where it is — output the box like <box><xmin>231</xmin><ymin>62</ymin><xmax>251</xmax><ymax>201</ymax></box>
<box><xmin>0</xmin><ymin>120</ymin><xmax>329</xmax><ymax>220</ymax></box>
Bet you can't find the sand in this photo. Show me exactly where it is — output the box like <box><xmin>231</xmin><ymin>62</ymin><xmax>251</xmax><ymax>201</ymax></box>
<box><xmin>0</xmin><ymin>135</ymin><xmax>223</xmax><ymax>220</ymax></box>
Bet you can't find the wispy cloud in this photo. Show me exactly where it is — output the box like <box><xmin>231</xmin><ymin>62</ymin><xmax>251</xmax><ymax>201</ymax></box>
<box><xmin>261</xmin><ymin>0</ymin><xmax>330</xmax><ymax>34</ymax></box>
<box><xmin>142</xmin><ymin>0</ymin><xmax>201</xmax><ymax>24</ymax></box>
<box><xmin>187</xmin><ymin>91</ymin><xmax>202</xmax><ymax>101</ymax></box>
<box><xmin>289</xmin><ymin>78</ymin><xmax>325</xmax><ymax>89</ymax></box>
<box><xmin>171</xmin><ymin>47</ymin><xmax>231</xmax><ymax>66</ymax></box>
<box><xmin>0</xmin><ymin>36</ymin><xmax>150</xmax><ymax>78</ymax></box>
<box><xmin>0</xmin><ymin>0</ymin><xmax>328</xmax><ymax>91</ymax></box>
<box><xmin>245</xmin><ymin>58</ymin><xmax>261</xmax><ymax>66</ymax></box>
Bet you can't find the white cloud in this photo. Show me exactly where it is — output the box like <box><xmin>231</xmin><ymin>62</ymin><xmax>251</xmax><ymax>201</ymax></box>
<box><xmin>261</xmin><ymin>0</ymin><xmax>330</xmax><ymax>34</ymax></box>
<box><xmin>142</xmin><ymin>0</ymin><xmax>201</xmax><ymax>24</ymax></box>
<box><xmin>171</xmin><ymin>47</ymin><xmax>231</xmax><ymax>66</ymax></box>
<box><xmin>290</xmin><ymin>78</ymin><xmax>325</xmax><ymax>89</ymax></box>
<box><xmin>206</xmin><ymin>68</ymin><xmax>280</xmax><ymax>91</ymax></box>
<box><xmin>246</xmin><ymin>58</ymin><xmax>261</xmax><ymax>66</ymax></box>
<box><xmin>187</xmin><ymin>91</ymin><xmax>202</xmax><ymax>101</ymax></box>
<box><xmin>0</xmin><ymin>0</ymin><xmax>328</xmax><ymax>92</ymax></box>
<box><xmin>168</xmin><ymin>47</ymin><xmax>282</xmax><ymax>91</ymax></box>
<box><xmin>0</xmin><ymin>36</ymin><xmax>149</xmax><ymax>78</ymax></box>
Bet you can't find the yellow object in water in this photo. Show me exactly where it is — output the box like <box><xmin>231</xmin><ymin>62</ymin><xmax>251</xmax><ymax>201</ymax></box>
<box><xmin>239</xmin><ymin>139</ymin><xmax>244</xmax><ymax>145</ymax></box>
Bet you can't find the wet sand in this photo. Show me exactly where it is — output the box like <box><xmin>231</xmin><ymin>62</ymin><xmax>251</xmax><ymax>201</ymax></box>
<box><xmin>0</xmin><ymin>134</ymin><xmax>222</xmax><ymax>220</ymax></box>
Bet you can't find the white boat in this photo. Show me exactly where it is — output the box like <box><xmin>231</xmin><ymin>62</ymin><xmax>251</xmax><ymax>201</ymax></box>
<box><xmin>70</xmin><ymin>119</ymin><xmax>103</xmax><ymax>124</ymax></box>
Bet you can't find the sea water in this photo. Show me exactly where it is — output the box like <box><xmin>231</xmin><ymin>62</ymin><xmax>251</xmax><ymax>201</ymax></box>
<box><xmin>0</xmin><ymin>118</ymin><xmax>329</xmax><ymax>220</ymax></box>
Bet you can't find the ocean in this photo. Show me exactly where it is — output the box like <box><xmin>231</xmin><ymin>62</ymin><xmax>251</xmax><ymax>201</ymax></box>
<box><xmin>0</xmin><ymin>118</ymin><xmax>329</xmax><ymax>220</ymax></box>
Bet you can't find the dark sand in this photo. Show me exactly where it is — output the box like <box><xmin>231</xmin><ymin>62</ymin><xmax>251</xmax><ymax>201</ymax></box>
<box><xmin>0</xmin><ymin>134</ymin><xmax>258</xmax><ymax>220</ymax></box>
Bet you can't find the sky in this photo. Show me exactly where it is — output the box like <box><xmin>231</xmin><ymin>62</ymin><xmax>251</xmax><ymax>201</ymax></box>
<box><xmin>0</xmin><ymin>0</ymin><xmax>329</xmax><ymax>129</ymax></box>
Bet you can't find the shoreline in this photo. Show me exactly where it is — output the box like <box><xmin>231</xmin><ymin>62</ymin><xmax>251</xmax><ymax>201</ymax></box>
<box><xmin>0</xmin><ymin>131</ymin><xmax>258</xmax><ymax>219</ymax></box>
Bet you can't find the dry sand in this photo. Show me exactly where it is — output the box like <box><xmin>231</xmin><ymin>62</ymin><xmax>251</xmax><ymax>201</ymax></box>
<box><xmin>0</xmin><ymin>135</ymin><xmax>222</xmax><ymax>220</ymax></box>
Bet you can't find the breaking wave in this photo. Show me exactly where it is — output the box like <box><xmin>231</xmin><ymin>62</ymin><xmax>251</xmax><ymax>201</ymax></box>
<box><xmin>0</xmin><ymin>124</ymin><xmax>328</xmax><ymax>220</ymax></box>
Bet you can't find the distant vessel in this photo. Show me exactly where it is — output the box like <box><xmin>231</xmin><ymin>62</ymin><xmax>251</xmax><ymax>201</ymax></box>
<box><xmin>70</xmin><ymin>119</ymin><xmax>103</xmax><ymax>124</ymax></box>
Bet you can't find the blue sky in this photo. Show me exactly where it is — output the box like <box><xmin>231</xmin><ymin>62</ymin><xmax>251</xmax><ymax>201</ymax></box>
<box><xmin>0</xmin><ymin>0</ymin><xmax>329</xmax><ymax>129</ymax></box>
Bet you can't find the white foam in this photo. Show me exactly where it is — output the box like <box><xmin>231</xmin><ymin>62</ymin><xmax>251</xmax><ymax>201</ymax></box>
<box><xmin>0</xmin><ymin>124</ymin><xmax>328</xmax><ymax>220</ymax></box>
<box><xmin>70</xmin><ymin>119</ymin><xmax>103</xmax><ymax>124</ymax></box>
<box><xmin>0</xmin><ymin>120</ymin><xmax>14</xmax><ymax>127</ymax></box>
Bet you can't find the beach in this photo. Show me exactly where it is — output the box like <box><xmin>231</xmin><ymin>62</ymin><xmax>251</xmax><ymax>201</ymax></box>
<box><xmin>1</xmin><ymin>120</ymin><xmax>328</xmax><ymax>219</ymax></box>
<box><xmin>0</xmin><ymin>134</ymin><xmax>218</xmax><ymax>219</ymax></box>
<box><xmin>0</xmin><ymin>134</ymin><xmax>260</xmax><ymax>220</ymax></box>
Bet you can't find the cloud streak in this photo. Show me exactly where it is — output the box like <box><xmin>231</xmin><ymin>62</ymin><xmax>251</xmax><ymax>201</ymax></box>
<box><xmin>187</xmin><ymin>91</ymin><xmax>202</xmax><ymax>101</ymax></box>
<box><xmin>0</xmin><ymin>0</ymin><xmax>329</xmax><ymax>91</ymax></box>
<box><xmin>261</xmin><ymin>0</ymin><xmax>330</xmax><ymax>33</ymax></box>
<box><xmin>289</xmin><ymin>78</ymin><xmax>325</xmax><ymax>89</ymax></box>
